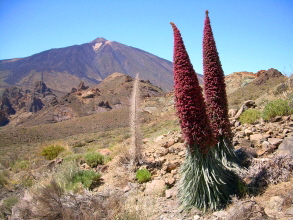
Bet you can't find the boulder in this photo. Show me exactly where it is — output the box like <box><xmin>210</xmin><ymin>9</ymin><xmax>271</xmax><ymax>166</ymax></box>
<box><xmin>144</xmin><ymin>179</ymin><xmax>165</xmax><ymax>196</ymax></box>
<box><xmin>276</xmin><ymin>137</ymin><xmax>293</xmax><ymax>156</ymax></box>
<box><xmin>268</xmin><ymin>138</ymin><xmax>283</xmax><ymax>146</ymax></box>
<box><xmin>249</xmin><ymin>134</ymin><xmax>263</xmax><ymax>146</ymax></box>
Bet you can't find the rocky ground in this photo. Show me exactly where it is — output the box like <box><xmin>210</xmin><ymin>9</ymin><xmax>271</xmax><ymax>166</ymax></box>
<box><xmin>1</xmin><ymin>95</ymin><xmax>293</xmax><ymax>219</ymax></box>
<box><xmin>21</xmin><ymin>112</ymin><xmax>291</xmax><ymax>220</ymax></box>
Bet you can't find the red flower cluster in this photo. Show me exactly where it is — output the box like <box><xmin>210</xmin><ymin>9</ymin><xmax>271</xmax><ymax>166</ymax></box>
<box><xmin>203</xmin><ymin>11</ymin><xmax>232</xmax><ymax>141</ymax></box>
<box><xmin>171</xmin><ymin>22</ymin><xmax>215</xmax><ymax>154</ymax></box>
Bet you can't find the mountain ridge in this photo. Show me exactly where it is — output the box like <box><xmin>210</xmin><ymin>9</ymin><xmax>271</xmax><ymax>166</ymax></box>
<box><xmin>0</xmin><ymin>38</ymin><xmax>180</xmax><ymax>93</ymax></box>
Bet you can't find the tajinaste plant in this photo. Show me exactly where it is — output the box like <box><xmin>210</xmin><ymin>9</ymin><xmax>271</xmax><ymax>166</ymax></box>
<box><xmin>130</xmin><ymin>73</ymin><xmax>142</xmax><ymax>168</ymax></box>
<box><xmin>203</xmin><ymin>10</ymin><xmax>240</xmax><ymax>169</ymax></box>
<box><xmin>171</xmin><ymin>22</ymin><xmax>238</xmax><ymax>211</ymax></box>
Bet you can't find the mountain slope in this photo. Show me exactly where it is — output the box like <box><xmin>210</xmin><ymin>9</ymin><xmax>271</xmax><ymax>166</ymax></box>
<box><xmin>0</xmin><ymin>38</ymin><xmax>182</xmax><ymax>93</ymax></box>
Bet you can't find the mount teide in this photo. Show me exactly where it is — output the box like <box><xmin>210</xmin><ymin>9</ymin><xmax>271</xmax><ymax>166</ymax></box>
<box><xmin>0</xmin><ymin>38</ymin><xmax>180</xmax><ymax>94</ymax></box>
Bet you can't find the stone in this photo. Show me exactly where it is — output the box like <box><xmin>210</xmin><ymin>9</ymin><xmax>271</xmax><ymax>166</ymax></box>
<box><xmin>98</xmin><ymin>148</ymin><xmax>111</xmax><ymax>156</ymax></box>
<box><xmin>261</xmin><ymin>141</ymin><xmax>270</xmax><ymax>149</ymax></box>
<box><xmin>80</xmin><ymin>163</ymin><xmax>91</xmax><ymax>170</ymax></box>
<box><xmin>145</xmin><ymin>179</ymin><xmax>166</xmax><ymax>196</ymax></box>
<box><xmin>249</xmin><ymin>134</ymin><xmax>263</xmax><ymax>145</ymax></box>
<box><xmin>244</xmin><ymin>129</ymin><xmax>253</xmax><ymax>136</ymax></box>
<box><xmin>154</xmin><ymin>135</ymin><xmax>167</xmax><ymax>143</ymax></box>
<box><xmin>277</xmin><ymin>137</ymin><xmax>293</xmax><ymax>156</ymax></box>
<box><xmin>264</xmin><ymin>196</ymin><xmax>284</xmax><ymax>217</ymax></box>
<box><xmin>165</xmin><ymin>177</ymin><xmax>175</xmax><ymax>186</ymax></box>
<box><xmin>268</xmin><ymin>138</ymin><xmax>283</xmax><ymax>146</ymax></box>
<box><xmin>165</xmin><ymin>188</ymin><xmax>177</xmax><ymax>199</ymax></box>
<box><xmin>155</xmin><ymin>147</ymin><xmax>169</xmax><ymax>157</ymax></box>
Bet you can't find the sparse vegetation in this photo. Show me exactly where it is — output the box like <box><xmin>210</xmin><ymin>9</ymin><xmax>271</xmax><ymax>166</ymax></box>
<box><xmin>136</xmin><ymin>168</ymin><xmax>151</xmax><ymax>183</ymax></box>
<box><xmin>239</xmin><ymin>109</ymin><xmax>262</xmax><ymax>124</ymax></box>
<box><xmin>84</xmin><ymin>152</ymin><xmax>104</xmax><ymax>167</ymax></box>
<box><xmin>262</xmin><ymin>99</ymin><xmax>293</xmax><ymax>121</ymax></box>
<box><xmin>41</xmin><ymin>145</ymin><xmax>65</xmax><ymax>160</ymax></box>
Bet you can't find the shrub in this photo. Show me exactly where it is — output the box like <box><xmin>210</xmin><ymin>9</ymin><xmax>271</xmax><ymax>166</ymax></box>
<box><xmin>239</xmin><ymin>109</ymin><xmax>262</xmax><ymax>124</ymax></box>
<box><xmin>84</xmin><ymin>152</ymin><xmax>104</xmax><ymax>167</ymax></box>
<box><xmin>136</xmin><ymin>169</ymin><xmax>151</xmax><ymax>183</ymax></box>
<box><xmin>0</xmin><ymin>170</ymin><xmax>9</xmax><ymax>187</ymax></box>
<box><xmin>41</xmin><ymin>145</ymin><xmax>65</xmax><ymax>160</ymax></box>
<box><xmin>262</xmin><ymin>99</ymin><xmax>293</xmax><ymax>121</ymax></box>
<box><xmin>70</xmin><ymin>170</ymin><xmax>101</xmax><ymax>190</ymax></box>
<box><xmin>12</xmin><ymin>160</ymin><xmax>30</xmax><ymax>172</ymax></box>
<box><xmin>64</xmin><ymin>153</ymin><xmax>83</xmax><ymax>163</ymax></box>
<box><xmin>0</xmin><ymin>195</ymin><xmax>18</xmax><ymax>216</ymax></box>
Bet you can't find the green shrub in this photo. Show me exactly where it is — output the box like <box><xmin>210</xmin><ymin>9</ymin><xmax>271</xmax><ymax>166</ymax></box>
<box><xmin>41</xmin><ymin>145</ymin><xmax>65</xmax><ymax>160</ymax></box>
<box><xmin>262</xmin><ymin>99</ymin><xmax>293</xmax><ymax>121</ymax></box>
<box><xmin>12</xmin><ymin>160</ymin><xmax>30</xmax><ymax>172</ymax></box>
<box><xmin>0</xmin><ymin>170</ymin><xmax>9</xmax><ymax>187</ymax></box>
<box><xmin>1</xmin><ymin>196</ymin><xmax>18</xmax><ymax>215</ymax></box>
<box><xmin>239</xmin><ymin>109</ymin><xmax>262</xmax><ymax>124</ymax></box>
<box><xmin>136</xmin><ymin>169</ymin><xmax>151</xmax><ymax>183</ymax></box>
<box><xmin>64</xmin><ymin>153</ymin><xmax>83</xmax><ymax>163</ymax></box>
<box><xmin>70</xmin><ymin>170</ymin><xmax>101</xmax><ymax>190</ymax></box>
<box><xmin>84</xmin><ymin>152</ymin><xmax>104</xmax><ymax>167</ymax></box>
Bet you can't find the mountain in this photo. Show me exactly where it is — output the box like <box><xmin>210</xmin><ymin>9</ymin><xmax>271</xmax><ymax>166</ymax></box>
<box><xmin>0</xmin><ymin>38</ymin><xmax>200</xmax><ymax>93</ymax></box>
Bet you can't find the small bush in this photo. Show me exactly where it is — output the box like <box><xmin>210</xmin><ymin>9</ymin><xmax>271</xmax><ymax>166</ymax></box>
<box><xmin>0</xmin><ymin>170</ymin><xmax>9</xmax><ymax>187</ymax></box>
<box><xmin>262</xmin><ymin>99</ymin><xmax>293</xmax><ymax>121</ymax></box>
<box><xmin>41</xmin><ymin>145</ymin><xmax>65</xmax><ymax>160</ymax></box>
<box><xmin>12</xmin><ymin>160</ymin><xmax>30</xmax><ymax>172</ymax></box>
<box><xmin>0</xmin><ymin>195</ymin><xmax>18</xmax><ymax>216</ymax></box>
<box><xmin>84</xmin><ymin>152</ymin><xmax>104</xmax><ymax>167</ymax></box>
<box><xmin>70</xmin><ymin>170</ymin><xmax>101</xmax><ymax>190</ymax></box>
<box><xmin>64</xmin><ymin>153</ymin><xmax>83</xmax><ymax>163</ymax></box>
<box><xmin>239</xmin><ymin>109</ymin><xmax>262</xmax><ymax>124</ymax></box>
<box><xmin>136</xmin><ymin>169</ymin><xmax>151</xmax><ymax>183</ymax></box>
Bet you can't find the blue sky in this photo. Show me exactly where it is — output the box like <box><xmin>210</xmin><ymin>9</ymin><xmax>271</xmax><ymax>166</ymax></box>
<box><xmin>0</xmin><ymin>0</ymin><xmax>292</xmax><ymax>75</ymax></box>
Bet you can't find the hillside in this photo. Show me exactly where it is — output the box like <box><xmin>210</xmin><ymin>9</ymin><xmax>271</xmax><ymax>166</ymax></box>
<box><xmin>227</xmin><ymin>68</ymin><xmax>287</xmax><ymax>108</ymax></box>
<box><xmin>0</xmin><ymin>73</ymin><xmax>165</xmax><ymax>127</ymax></box>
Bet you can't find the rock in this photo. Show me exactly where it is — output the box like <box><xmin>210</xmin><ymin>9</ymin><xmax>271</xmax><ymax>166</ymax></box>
<box><xmin>264</xmin><ymin>196</ymin><xmax>285</xmax><ymax>217</ymax></box>
<box><xmin>271</xmin><ymin>116</ymin><xmax>282</xmax><ymax>122</ymax></box>
<box><xmin>165</xmin><ymin>188</ymin><xmax>177</xmax><ymax>199</ymax></box>
<box><xmin>26</xmin><ymin>96</ymin><xmax>44</xmax><ymax>112</ymax></box>
<box><xmin>249</xmin><ymin>134</ymin><xmax>263</xmax><ymax>146</ymax></box>
<box><xmin>34</xmin><ymin>81</ymin><xmax>52</xmax><ymax>94</ymax></box>
<box><xmin>244</xmin><ymin>129</ymin><xmax>253</xmax><ymax>136</ymax></box>
<box><xmin>78</xmin><ymin>82</ymin><xmax>89</xmax><ymax>91</ymax></box>
<box><xmin>163</xmin><ymin>161</ymin><xmax>180</xmax><ymax>172</ymax></box>
<box><xmin>261</xmin><ymin>141</ymin><xmax>270</xmax><ymax>149</ymax></box>
<box><xmin>165</xmin><ymin>177</ymin><xmax>175</xmax><ymax>186</ymax></box>
<box><xmin>80</xmin><ymin>163</ymin><xmax>91</xmax><ymax>170</ymax></box>
<box><xmin>96</xmin><ymin>165</ymin><xmax>108</xmax><ymax>173</ymax></box>
<box><xmin>155</xmin><ymin>147</ymin><xmax>169</xmax><ymax>157</ymax></box>
<box><xmin>228</xmin><ymin>108</ymin><xmax>237</xmax><ymax>118</ymax></box>
<box><xmin>145</xmin><ymin>179</ymin><xmax>166</xmax><ymax>196</ymax></box>
<box><xmin>277</xmin><ymin>137</ymin><xmax>293</xmax><ymax>156</ymax></box>
<box><xmin>268</xmin><ymin>138</ymin><xmax>283</xmax><ymax>146</ymax></box>
<box><xmin>98</xmin><ymin>148</ymin><xmax>111</xmax><ymax>156</ymax></box>
<box><xmin>213</xmin><ymin>210</ymin><xmax>228</xmax><ymax>219</ymax></box>
<box><xmin>154</xmin><ymin>135</ymin><xmax>167</xmax><ymax>143</ymax></box>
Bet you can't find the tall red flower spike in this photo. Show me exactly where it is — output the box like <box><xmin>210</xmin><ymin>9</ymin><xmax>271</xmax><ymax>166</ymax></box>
<box><xmin>171</xmin><ymin>22</ymin><xmax>215</xmax><ymax>154</ymax></box>
<box><xmin>203</xmin><ymin>10</ymin><xmax>232</xmax><ymax>141</ymax></box>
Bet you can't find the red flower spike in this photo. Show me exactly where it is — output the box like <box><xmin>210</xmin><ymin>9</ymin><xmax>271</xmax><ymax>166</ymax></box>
<box><xmin>203</xmin><ymin>12</ymin><xmax>232</xmax><ymax>141</ymax></box>
<box><xmin>171</xmin><ymin>22</ymin><xmax>215</xmax><ymax>154</ymax></box>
